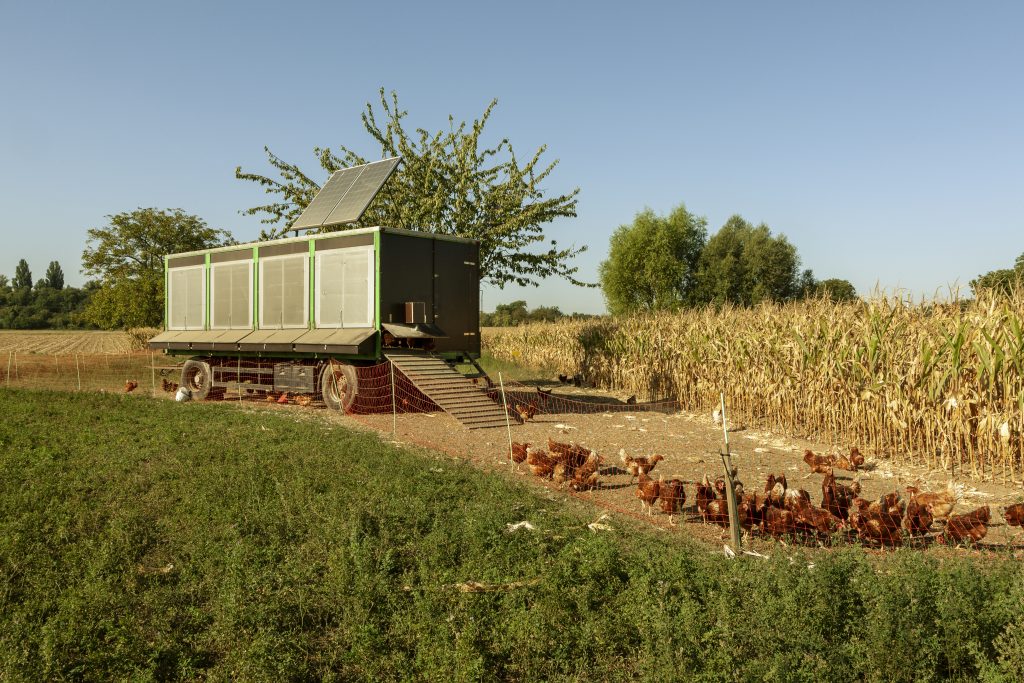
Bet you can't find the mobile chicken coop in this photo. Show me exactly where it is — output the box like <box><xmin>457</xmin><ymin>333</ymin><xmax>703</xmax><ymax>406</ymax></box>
<box><xmin>149</xmin><ymin>157</ymin><xmax>507</xmax><ymax>427</ymax></box>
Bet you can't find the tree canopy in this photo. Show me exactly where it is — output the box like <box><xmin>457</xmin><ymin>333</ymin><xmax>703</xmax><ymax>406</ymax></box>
<box><xmin>236</xmin><ymin>89</ymin><xmax>587</xmax><ymax>289</ymax></box>
<box><xmin>44</xmin><ymin>261</ymin><xmax>65</xmax><ymax>290</ymax></box>
<box><xmin>81</xmin><ymin>208</ymin><xmax>232</xmax><ymax>328</ymax></box>
<box><xmin>598</xmin><ymin>205</ymin><xmax>707</xmax><ymax>315</ymax></box>
<box><xmin>13</xmin><ymin>260</ymin><xmax>32</xmax><ymax>289</ymax></box>
<box><xmin>971</xmin><ymin>253</ymin><xmax>1024</xmax><ymax>296</ymax></box>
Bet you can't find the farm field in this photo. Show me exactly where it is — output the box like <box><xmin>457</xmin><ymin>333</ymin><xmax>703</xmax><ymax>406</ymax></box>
<box><xmin>0</xmin><ymin>329</ymin><xmax>135</xmax><ymax>354</ymax></box>
<box><xmin>2</xmin><ymin>388</ymin><xmax>1023</xmax><ymax>681</ymax></box>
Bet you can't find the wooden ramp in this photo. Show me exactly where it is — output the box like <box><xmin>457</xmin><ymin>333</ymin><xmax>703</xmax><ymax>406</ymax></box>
<box><xmin>384</xmin><ymin>351</ymin><xmax>509</xmax><ymax>429</ymax></box>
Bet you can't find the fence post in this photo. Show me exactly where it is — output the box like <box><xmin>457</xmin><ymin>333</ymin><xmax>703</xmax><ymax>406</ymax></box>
<box><xmin>75</xmin><ymin>353</ymin><xmax>82</xmax><ymax>391</ymax></box>
<box><xmin>719</xmin><ymin>392</ymin><xmax>742</xmax><ymax>552</ymax></box>
<box><xmin>13</xmin><ymin>352</ymin><xmax>18</xmax><ymax>380</ymax></box>
<box><xmin>237</xmin><ymin>356</ymin><xmax>242</xmax><ymax>404</ymax></box>
<box><xmin>150</xmin><ymin>352</ymin><xmax>156</xmax><ymax>396</ymax></box>
<box><xmin>499</xmin><ymin>372</ymin><xmax>514</xmax><ymax>467</ymax></box>
<box><xmin>5</xmin><ymin>351</ymin><xmax>10</xmax><ymax>386</ymax></box>
<box><xmin>390</xmin><ymin>361</ymin><xmax>397</xmax><ymax>438</ymax></box>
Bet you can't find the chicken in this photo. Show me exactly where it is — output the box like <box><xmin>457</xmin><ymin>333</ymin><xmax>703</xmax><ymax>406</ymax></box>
<box><xmin>515</xmin><ymin>403</ymin><xmax>538</xmax><ymax>422</ymax></box>
<box><xmin>941</xmin><ymin>505</ymin><xmax>990</xmax><ymax>544</ymax></box>
<box><xmin>526</xmin><ymin>447</ymin><xmax>556</xmax><ymax>479</ymax></box>
<box><xmin>570</xmin><ymin>453</ymin><xmax>602</xmax><ymax>491</ymax></box>
<box><xmin>277</xmin><ymin>392</ymin><xmax>290</xmax><ymax>404</ymax></box>
<box><xmin>783</xmin><ymin>488</ymin><xmax>812</xmax><ymax>512</ymax></box>
<box><xmin>849</xmin><ymin>446</ymin><xmax>866</xmax><ymax>470</ymax></box>
<box><xmin>803</xmin><ymin>449</ymin><xmax>834</xmax><ymax>475</ymax></box>
<box><xmin>703</xmin><ymin>498</ymin><xmax>730</xmax><ymax>527</ymax></box>
<box><xmin>795</xmin><ymin>504</ymin><xmax>843</xmax><ymax>536</ymax></box>
<box><xmin>635</xmin><ymin>473</ymin><xmax>660</xmax><ymax>516</ymax></box>
<box><xmin>764</xmin><ymin>473</ymin><xmax>788</xmax><ymax>507</ymax></box>
<box><xmin>160</xmin><ymin>378</ymin><xmax>178</xmax><ymax>393</ymax></box>
<box><xmin>557</xmin><ymin>373</ymin><xmax>569</xmax><ymax>384</ymax></box>
<box><xmin>695</xmin><ymin>474</ymin><xmax>717</xmax><ymax>518</ymax></box>
<box><xmin>536</xmin><ymin>387</ymin><xmax>553</xmax><ymax>404</ymax></box>
<box><xmin>738</xmin><ymin>492</ymin><xmax>766</xmax><ymax>531</ymax></box>
<box><xmin>850</xmin><ymin>493</ymin><xmax>904</xmax><ymax>546</ymax></box>
<box><xmin>625</xmin><ymin>395</ymin><xmax>637</xmax><ymax>405</ymax></box>
<box><xmin>761</xmin><ymin>506</ymin><xmax>797</xmax><ymax>537</ymax></box>
<box><xmin>265</xmin><ymin>392</ymin><xmax>279</xmax><ymax>403</ymax></box>
<box><xmin>510</xmin><ymin>442</ymin><xmax>529</xmax><ymax>470</ymax></box>
<box><xmin>658</xmin><ymin>477</ymin><xmax>687</xmax><ymax>524</ymax></box>
<box><xmin>552</xmin><ymin>462</ymin><xmax>570</xmax><ymax>487</ymax></box>
<box><xmin>904</xmin><ymin>481</ymin><xmax>958</xmax><ymax>519</ymax></box>
<box><xmin>548</xmin><ymin>437</ymin><xmax>572</xmax><ymax>459</ymax></box>
<box><xmin>821</xmin><ymin>473</ymin><xmax>860</xmax><ymax>521</ymax></box>
<box><xmin>124</xmin><ymin>380</ymin><xmax>139</xmax><ymax>393</ymax></box>
<box><xmin>1003</xmin><ymin>503</ymin><xmax>1024</xmax><ymax>527</ymax></box>
<box><xmin>903</xmin><ymin>497</ymin><xmax>934</xmax><ymax>535</ymax></box>
<box><xmin>619</xmin><ymin>450</ymin><xmax>664</xmax><ymax>483</ymax></box>
<box><xmin>295</xmin><ymin>395</ymin><xmax>312</xmax><ymax>407</ymax></box>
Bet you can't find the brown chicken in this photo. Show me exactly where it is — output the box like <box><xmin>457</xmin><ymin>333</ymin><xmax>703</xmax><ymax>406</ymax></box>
<box><xmin>762</xmin><ymin>506</ymin><xmax>797</xmax><ymax>537</ymax></box>
<box><xmin>548</xmin><ymin>437</ymin><xmax>572</xmax><ymax>458</ymax></box>
<box><xmin>803</xmin><ymin>449</ymin><xmax>834</xmax><ymax>475</ymax></box>
<box><xmin>658</xmin><ymin>477</ymin><xmax>687</xmax><ymax>524</ymax></box>
<box><xmin>570</xmin><ymin>453</ymin><xmax>602</xmax><ymax>491</ymax></box>
<box><xmin>703</xmin><ymin>498</ymin><xmax>730</xmax><ymax>527</ymax></box>
<box><xmin>636</xmin><ymin>473</ymin><xmax>660</xmax><ymax>516</ymax></box>
<box><xmin>765</xmin><ymin>473</ymin><xmax>788</xmax><ymax>507</ymax></box>
<box><xmin>510</xmin><ymin>442</ymin><xmax>529</xmax><ymax>469</ymax></box>
<box><xmin>795</xmin><ymin>504</ymin><xmax>843</xmax><ymax>536</ymax></box>
<box><xmin>124</xmin><ymin>380</ymin><xmax>138</xmax><ymax>393</ymax></box>
<box><xmin>295</xmin><ymin>395</ymin><xmax>312</xmax><ymax>407</ymax></box>
<box><xmin>850</xmin><ymin>493</ymin><xmax>905</xmax><ymax>545</ymax></box>
<box><xmin>277</xmin><ymin>392</ymin><xmax>290</xmax><ymax>404</ymax></box>
<box><xmin>783</xmin><ymin>488</ymin><xmax>812</xmax><ymax>512</ymax></box>
<box><xmin>1003</xmin><ymin>503</ymin><xmax>1024</xmax><ymax>527</ymax></box>
<box><xmin>941</xmin><ymin>505</ymin><xmax>990</xmax><ymax>544</ymax></box>
<box><xmin>620</xmin><ymin>450</ymin><xmax>664</xmax><ymax>483</ymax></box>
<box><xmin>821</xmin><ymin>473</ymin><xmax>860</xmax><ymax>521</ymax></box>
<box><xmin>738</xmin><ymin>492</ymin><xmax>766</xmax><ymax>531</ymax></box>
<box><xmin>903</xmin><ymin>497</ymin><xmax>934</xmax><ymax>535</ymax></box>
<box><xmin>160</xmin><ymin>377</ymin><xmax>178</xmax><ymax>393</ymax></box>
<box><xmin>553</xmin><ymin>462</ymin><xmax>569</xmax><ymax>487</ymax></box>
<box><xmin>515</xmin><ymin>403</ymin><xmax>538</xmax><ymax>422</ymax></box>
<box><xmin>905</xmin><ymin>481</ymin><xmax>958</xmax><ymax>519</ymax></box>
<box><xmin>265</xmin><ymin>392</ymin><xmax>279</xmax><ymax>402</ymax></box>
<box><xmin>849</xmin><ymin>446</ymin><xmax>866</xmax><ymax>470</ymax></box>
<box><xmin>526</xmin><ymin>447</ymin><xmax>556</xmax><ymax>479</ymax></box>
<box><xmin>695</xmin><ymin>474</ymin><xmax>717</xmax><ymax>518</ymax></box>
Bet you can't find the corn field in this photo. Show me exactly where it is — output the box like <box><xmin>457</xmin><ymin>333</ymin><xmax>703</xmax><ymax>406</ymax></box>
<box><xmin>483</xmin><ymin>292</ymin><xmax>1024</xmax><ymax>484</ymax></box>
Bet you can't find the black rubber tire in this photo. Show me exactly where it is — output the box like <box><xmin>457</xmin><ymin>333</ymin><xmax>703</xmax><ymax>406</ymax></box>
<box><xmin>181</xmin><ymin>360</ymin><xmax>213</xmax><ymax>401</ymax></box>
<box><xmin>320</xmin><ymin>362</ymin><xmax>357</xmax><ymax>412</ymax></box>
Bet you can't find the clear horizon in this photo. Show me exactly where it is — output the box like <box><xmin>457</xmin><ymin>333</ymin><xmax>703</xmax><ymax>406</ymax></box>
<box><xmin>2</xmin><ymin>1</ymin><xmax>1021</xmax><ymax>314</ymax></box>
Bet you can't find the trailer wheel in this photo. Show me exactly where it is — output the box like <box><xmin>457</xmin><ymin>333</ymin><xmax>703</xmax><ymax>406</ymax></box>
<box><xmin>321</xmin><ymin>362</ymin><xmax>357</xmax><ymax>412</ymax></box>
<box><xmin>181</xmin><ymin>360</ymin><xmax>213</xmax><ymax>401</ymax></box>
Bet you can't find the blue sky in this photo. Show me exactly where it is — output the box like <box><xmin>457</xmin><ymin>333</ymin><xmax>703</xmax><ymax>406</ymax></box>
<box><xmin>1</xmin><ymin>1</ymin><xmax>1021</xmax><ymax>313</ymax></box>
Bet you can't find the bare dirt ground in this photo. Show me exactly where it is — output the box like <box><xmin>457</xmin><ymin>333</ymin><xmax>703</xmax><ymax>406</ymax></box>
<box><xmin>321</xmin><ymin>381</ymin><xmax>1024</xmax><ymax>557</ymax></box>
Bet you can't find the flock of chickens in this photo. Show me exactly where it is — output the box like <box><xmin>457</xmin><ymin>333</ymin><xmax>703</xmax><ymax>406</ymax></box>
<box><xmin>511</xmin><ymin>437</ymin><xmax>1024</xmax><ymax>547</ymax></box>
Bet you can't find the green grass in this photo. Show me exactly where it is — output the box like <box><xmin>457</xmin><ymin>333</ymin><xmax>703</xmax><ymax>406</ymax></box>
<box><xmin>1</xmin><ymin>388</ymin><xmax>1024</xmax><ymax>681</ymax></box>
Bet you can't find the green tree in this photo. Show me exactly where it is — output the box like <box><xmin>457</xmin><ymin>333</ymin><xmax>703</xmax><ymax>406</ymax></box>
<box><xmin>236</xmin><ymin>89</ymin><xmax>587</xmax><ymax>289</ymax></box>
<box><xmin>693</xmin><ymin>216</ymin><xmax>802</xmax><ymax>306</ymax></box>
<box><xmin>44</xmin><ymin>261</ymin><xmax>65</xmax><ymax>290</ymax></box>
<box><xmin>0</xmin><ymin>275</ymin><xmax>8</xmax><ymax>291</ymax></box>
<box><xmin>81</xmin><ymin>208</ymin><xmax>232</xmax><ymax>328</ymax></box>
<box><xmin>815</xmin><ymin>278</ymin><xmax>858</xmax><ymax>302</ymax></box>
<box><xmin>971</xmin><ymin>253</ymin><xmax>1024</xmax><ymax>296</ymax></box>
<box><xmin>598</xmin><ymin>205</ymin><xmax>707</xmax><ymax>315</ymax></box>
<box><xmin>13</xmin><ymin>259</ymin><xmax>32</xmax><ymax>289</ymax></box>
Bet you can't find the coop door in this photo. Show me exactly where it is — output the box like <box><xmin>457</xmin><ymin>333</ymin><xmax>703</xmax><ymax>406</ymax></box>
<box><xmin>316</xmin><ymin>246</ymin><xmax>374</xmax><ymax>328</ymax></box>
<box><xmin>168</xmin><ymin>265</ymin><xmax>205</xmax><ymax>330</ymax></box>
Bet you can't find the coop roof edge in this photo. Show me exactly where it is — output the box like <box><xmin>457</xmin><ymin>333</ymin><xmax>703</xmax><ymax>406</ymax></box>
<box><xmin>166</xmin><ymin>226</ymin><xmax>478</xmax><ymax>261</ymax></box>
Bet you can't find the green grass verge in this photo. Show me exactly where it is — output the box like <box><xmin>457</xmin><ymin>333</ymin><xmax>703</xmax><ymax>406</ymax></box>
<box><xmin>1</xmin><ymin>388</ymin><xmax>1023</xmax><ymax>681</ymax></box>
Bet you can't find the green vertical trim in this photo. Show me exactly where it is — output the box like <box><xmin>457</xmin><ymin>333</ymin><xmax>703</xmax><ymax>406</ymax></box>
<box><xmin>163</xmin><ymin>256</ymin><xmax>169</xmax><ymax>330</ymax></box>
<box><xmin>252</xmin><ymin>246</ymin><xmax>259</xmax><ymax>330</ymax></box>
<box><xmin>308</xmin><ymin>238</ymin><xmax>315</xmax><ymax>329</ymax></box>
<box><xmin>374</xmin><ymin>230</ymin><xmax>381</xmax><ymax>359</ymax></box>
<box><xmin>204</xmin><ymin>252</ymin><xmax>211</xmax><ymax>330</ymax></box>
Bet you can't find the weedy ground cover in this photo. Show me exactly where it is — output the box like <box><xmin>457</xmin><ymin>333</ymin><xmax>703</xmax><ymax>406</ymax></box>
<box><xmin>1</xmin><ymin>389</ymin><xmax>1022</xmax><ymax>681</ymax></box>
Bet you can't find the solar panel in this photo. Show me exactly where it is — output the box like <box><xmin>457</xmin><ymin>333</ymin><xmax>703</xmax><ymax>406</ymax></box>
<box><xmin>290</xmin><ymin>157</ymin><xmax>401</xmax><ymax>231</ymax></box>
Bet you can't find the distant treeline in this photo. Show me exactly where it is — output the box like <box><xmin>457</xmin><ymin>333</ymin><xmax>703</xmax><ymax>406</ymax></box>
<box><xmin>480</xmin><ymin>300</ymin><xmax>596</xmax><ymax>327</ymax></box>
<box><xmin>0</xmin><ymin>259</ymin><xmax>96</xmax><ymax>329</ymax></box>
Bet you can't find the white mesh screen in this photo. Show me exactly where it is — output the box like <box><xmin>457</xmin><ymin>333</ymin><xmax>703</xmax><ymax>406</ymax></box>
<box><xmin>211</xmin><ymin>261</ymin><xmax>252</xmax><ymax>329</ymax></box>
<box><xmin>260</xmin><ymin>255</ymin><xmax>308</xmax><ymax>329</ymax></box>
<box><xmin>168</xmin><ymin>266</ymin><xmax>205</xmax><ymax>330</ymax></box>
<box><xmin>316</xmin><ymin>246</ymin><xmax>373</xmax><ymax>328</ymax></box>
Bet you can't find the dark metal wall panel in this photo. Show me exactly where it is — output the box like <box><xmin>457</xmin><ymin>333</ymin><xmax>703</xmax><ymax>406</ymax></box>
<box><xmin>315</xmin><ymin>233</ymin><xmax>374</xmax><ymax>251</ymax></box>
<box><xmin>211</xmin><ymin>248</ymin><xmax>254</xmax><ymax>263</ymax></box>
<box><xmin>379</xmin><ymin>232</ymin><xmax>434</xmax><ymax>326</ymax></box>
<box><xmin>168</xmin><ymin>255</ymin><xmax>205</xmax><ymax>268</ymax></box>
<box><xmin>432</xmin><ymin>239</ymin><xmax>480</xmax><ymax>354</ymax></box>
<box><xmin>258</xmin><ymin>241</ymin><xmax>310</xmax><ymax>258</ymax></box>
